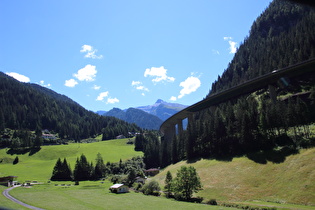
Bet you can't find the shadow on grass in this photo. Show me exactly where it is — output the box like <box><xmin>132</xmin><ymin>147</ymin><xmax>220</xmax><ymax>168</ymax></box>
<box><xmin>6</xmin><ymin>147</ymin><xmax>41</xmax><ymax>156</ymax></box>
<box><xmin>246</xmin><ymin>146</ymin><xmax>299</xmax><ymax>164</ymax></box>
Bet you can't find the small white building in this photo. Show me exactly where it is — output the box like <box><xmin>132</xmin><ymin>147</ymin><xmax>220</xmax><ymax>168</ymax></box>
<box><xmin>109</xmin><ymin>184</ymin><xmax>129</xmax><ymax>193</ymax></box>
<box><xmin>42</xmin><ymin>134</ymin><xmax>57</xmax><ymax>140</ymax></box>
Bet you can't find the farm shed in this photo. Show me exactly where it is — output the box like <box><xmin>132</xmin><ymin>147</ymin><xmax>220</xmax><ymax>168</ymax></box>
<box><xmin>0</xmin><ymin>176</ymin><xmax>18</xmax><ymax>187</ymax></box>
<box><xmin>109</xmin><ymin>184</ymin><xmax>129</xmax><ymax>193</ymax></box>
<box><xmin>144</xmin><ymin>168</ymin><xmax>160</xmax><ymax>176</ymax></box>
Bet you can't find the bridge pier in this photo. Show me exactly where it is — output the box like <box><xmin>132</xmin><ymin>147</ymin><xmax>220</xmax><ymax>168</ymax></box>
<box><xmin>163</xmin><ymin>124</ymin><xmax>176</xmax><ymax>143</ymax></box>
<box><xmin>268</xmin><ymin>84</ymin><xmax>277</xmax><ymax>103</ymax></box>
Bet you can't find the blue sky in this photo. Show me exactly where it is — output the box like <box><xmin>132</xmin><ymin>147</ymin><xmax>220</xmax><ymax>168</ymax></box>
<box><xmin>0</xmin><ymin>0</ymin><xmax>272</xmax><ymax>112</ymax></box>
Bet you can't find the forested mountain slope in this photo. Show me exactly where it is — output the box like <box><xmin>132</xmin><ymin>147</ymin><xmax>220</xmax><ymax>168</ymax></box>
<box><xmin>104</xmin><ymin>108</ymin><xmax>163</xmax><ymax>130</ymax></box>
<box><xmin>210</xmin><ymin>0</ymin><xmax>315</xmax><ymax>94</ymax></box>
<box><xmin>0</xmin><ymin>72</ymin><xmax>140</xmax><ymax>142</ymax></box>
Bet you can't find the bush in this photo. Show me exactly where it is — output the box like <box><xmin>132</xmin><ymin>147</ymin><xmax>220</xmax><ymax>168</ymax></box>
<box><xmin>206</xmin><ymin>199</ymin><xmax>217</xmax><ymax>205</ymax></box>
<box><xmin>164</xmin><ymin>192</ymin><xmax>174</xmax><ymax>198</ymax></box>
<box><xmin>189</xmin><ymin>196</ymin><xmax>203</xmax><ymax>203</ymax></box>
<box><xmin>151</xmin><ymin>191</ymin><xmax>161</xmax><ymax>196</ymax></box>
<box><xmin>133</xmin><ymin>182</ymin><xmax>143</xmax><ymax>191</ymax></box>
<box><xmin>141</xmin><ymin>180</ymin><xmax>161</xmax><ymax>195</ymax></box>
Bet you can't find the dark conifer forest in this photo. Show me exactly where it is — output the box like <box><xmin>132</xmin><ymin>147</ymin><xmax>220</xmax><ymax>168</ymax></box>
<box><xmin>139</xmin><ymin>0</ymin><xmax>315</xmax><ymax>168</ymax></box>
<box><xmin>0</xmin><ymin>72</ymin><xmax>141</xmax><ymax>148</ymax></box>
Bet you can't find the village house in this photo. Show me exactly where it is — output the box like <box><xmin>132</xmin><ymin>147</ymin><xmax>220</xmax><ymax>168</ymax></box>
<box><xmin>144</xmin><ymin>168</ymin><xmax>160</xmax><ymax>176</ymax></box>
<box><xmin>42</xmin><ymin>133</ymin><xmax>57</xmax><ymax>140</ymax></box>
<box><xmin>109</xmin><ymin>184</ymin><xmax>129</xmax><ymax>193</ymax></box>
<box><xmin>116</xmin><ymin>135</ymin><xmax>126</xmax><ymax>139</ymax></box>
<box><xmin>134</xmin><ymin>176</ymin><xmax>146</xmax><ymax>184</ymax></box>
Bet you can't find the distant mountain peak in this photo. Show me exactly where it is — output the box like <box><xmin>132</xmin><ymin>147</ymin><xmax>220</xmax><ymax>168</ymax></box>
<box><xmin>155</xmin><ymin>99</ymin><xmax>165</xmax><ymax>104</ymax></box>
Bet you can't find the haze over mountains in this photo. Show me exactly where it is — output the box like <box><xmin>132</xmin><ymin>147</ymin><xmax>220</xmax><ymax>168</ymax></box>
<box><xmin>97</xmin><ymin>99</ymin><xmax>188</xmax><ymax>130</ymax></box>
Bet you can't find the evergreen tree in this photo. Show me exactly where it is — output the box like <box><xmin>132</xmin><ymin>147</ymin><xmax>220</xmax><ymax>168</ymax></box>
<box><xmin>51</xmin><ymin>158</ymin><xmax>63</xmax><ymax>181</ymax></box>
<box><xmin>13</xmin><ymin>156</ymin><xmax>19</xmax><ymax>165</ymax></box>
<box><xmin>134</xmin><ymin>134</ymin><xmax>144</xmax><ymax>151</ymax></box>
<box><xmin>94</xmin><ymin>153</ymin><xmax>106</xmax><ymax>180</ymax></box>
<box><xmin>164</xmin><ymin>171</ymin><xmax>173</xmax><ymax>197</ymax></box>
<box><xmin>73</xmin><ymin>154</ymin><xmax>92</xmax><ymax>181</ymax></box>
<box><xmin>61</xmin><ymin>158</ymin><xmax>72</xmax><ymax>181</ymax></box>
<box><xmin>51</xmin><ymin>158</ymin><xmax>72</xmax><ymax>181</ymax></box>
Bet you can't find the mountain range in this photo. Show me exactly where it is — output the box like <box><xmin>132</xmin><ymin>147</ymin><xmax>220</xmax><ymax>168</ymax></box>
<box><xmin>97</xmin><ymin>99</ymin><xmax>188</xmax><ymax>130</ymax></box>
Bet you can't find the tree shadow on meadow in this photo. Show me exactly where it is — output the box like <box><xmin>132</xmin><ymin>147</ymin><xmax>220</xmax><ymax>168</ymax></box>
<box><xmin>246</xmin><ymin>145</ymin><xmax>299</xmax><ymax>164</ymax></box>
<box><xmin>6</xmin><ymin>147</ymin><xmax>41</xmax><ymax>156</ymax></box>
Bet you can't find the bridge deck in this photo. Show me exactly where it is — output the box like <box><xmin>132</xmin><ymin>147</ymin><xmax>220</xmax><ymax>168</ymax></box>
<box><xmin>160</xmin><ymin>58</ymin><xmax>315</xmax><ymax>134</ymax></box>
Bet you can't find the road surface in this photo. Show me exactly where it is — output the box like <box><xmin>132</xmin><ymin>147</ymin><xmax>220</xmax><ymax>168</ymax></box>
<box><xmin>2</xmin><ymin>185</ymin><xmax>45</xmax><ymax>210</ymax></box>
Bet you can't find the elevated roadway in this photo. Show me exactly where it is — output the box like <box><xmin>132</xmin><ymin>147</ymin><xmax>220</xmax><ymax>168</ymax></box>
<box><xmin>160</xmin><ymin>58</ymin><xmax>315</xmax><ymax>135</ymax></box>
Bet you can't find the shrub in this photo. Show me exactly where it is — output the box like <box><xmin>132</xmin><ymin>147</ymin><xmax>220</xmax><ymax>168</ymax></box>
<box><xmin>151</xmin><ymin>191</ymin><xmax>161</xmax><ymax>196</ymax></box>
<box><xmin>189</xmin><ymin>196</ymin><xmax>203</xmax><ymax>203</ymax></box>
<box><xmin>206</xmin><ymin>199</ymin><xmax>217</xmax><ymax>205</ymax></box>
<box><xmin>141</xmin><ymin>180</ymin><xmax>161</xmax><ymax>195</ymax></box>
<box><xmin>133</xmin><ymin>182</ymin><xmax>143</xmax><ymax>191</ymax></box>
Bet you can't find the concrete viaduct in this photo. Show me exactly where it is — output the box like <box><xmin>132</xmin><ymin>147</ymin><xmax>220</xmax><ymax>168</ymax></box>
<box><xmin>160</xmin><ymin>58</ymin><xmax>315</xmax><ymax>141</ymax></box>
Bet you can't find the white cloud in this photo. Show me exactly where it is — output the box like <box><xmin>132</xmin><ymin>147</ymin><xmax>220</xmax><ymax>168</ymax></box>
<box><xmin>93</xmin><ymin>85</ymin><xmax>101</xmax><ymax>90</ymax></box>
<box><xmin>144</xmin><ymin>66</ymin><xmax>175</xmax><ymax>83</ymax></box>
<box><xmin>73</xmin><ymin>64</ymin><xmax>97</xmax><ymax>82</ymax></box>
<box><xmin>223</xmin><ymin>37</ymin><xmax>237</xmax><ymax>54</ymax></box>
<box><xmin>39</xmin><ymin>80</ymin><xmax>51</xmax><ymax>88</ymax></box>
<box><xmin>131</xmin><ymin>81</ymin><xmax>141</xmax><ymax>86</ymax></box>
<box><xmin>136</xmin><ymin>86</ymin><xmax>149</xmax><ymax>91</ymax></box>
<box><xmin>6</xmin><ymin>72</ymin><xmax>30</xmax><ymax>83</ymax></box>
<box><xmin>80</xmin><ymin>45</ymin><xmax>103</xmax><ymax>59</ymax></box>
<box><xmin>170</xmin><ymin>96</ymin><xmax>177</xmax><ymax>101</ymax></box>
<box><xmin>212</xmin><ymin>50</ymin><xmax>220</xmax><ymax>55</ymax></box>
<box><xmin>131</xmin><ymin>80</ymin><xmax>149</xmax><ymax>93</ymax></box>
<box><xmin>228</xmin><ymin>41</ymin><xmax>237</xmax><ymax>53</ymax></box>
<box><xmin>107</xmin><ymin>97</ymin><xmax>119</xmax><ymax>104</ymax></box>
<box><xmin>96</xmin><ymin>91</ymin><xmax>109</xmax><ymax>101</ymax></box>
<box><xmin>223</xmin><ymin>36</ymin><xmax>232</xmax><ymax>40</ymax></box>
<box><xmin>178</xmin><ymin>76</ymin><xmax>201</xmax><ymax>99</ymax></box>
<box><xmin>65</xmin><ymin>79</ymin><xmax>78</xmax><ymax>87</ymax></box>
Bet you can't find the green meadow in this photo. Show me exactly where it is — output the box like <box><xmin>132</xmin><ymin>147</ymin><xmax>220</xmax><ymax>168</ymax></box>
<box><xmin>1</xmin><ymin>138</ymin><xmax>315</xmax><ymax>209</ymax></box>
<box><xmin>0</xmin><ymin>138</ymin><xmax>142</xmax><ymax>181</ymax></box>
<box><xmin>0</xmin><ymin>138</ymin><xmax>235</xmax><ymax>210</ymax></box>
<box><xmin>4</xmin><ymin>181</ymin><xmax>236</xmax><ymax>210</ymax></box>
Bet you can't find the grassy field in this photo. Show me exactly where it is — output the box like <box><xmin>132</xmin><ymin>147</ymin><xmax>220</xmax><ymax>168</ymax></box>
<box><xmin>1</xmin><ymin>139</ymin><xmax>315</xmax><ymax>209</ymax></box>
<box><xmin>5</xmin><ymin>181</ymin><xmax>236</xmax><ymax>210</ymax></box>
<box><xmin>0</xmin><ymin>138</ymin><xmax>142</xmax><ymax>181</ymax></box>
<box><xmin>152</xmin><ymin>148</ymin><xmax>315</xmax><ymax>209</ymax></box>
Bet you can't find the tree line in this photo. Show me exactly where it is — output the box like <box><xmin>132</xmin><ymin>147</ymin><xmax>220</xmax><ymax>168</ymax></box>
<box><xmin>51</xmin><ymin>153</ymin><xmax>145</xmax><ymax>187</ymax></box>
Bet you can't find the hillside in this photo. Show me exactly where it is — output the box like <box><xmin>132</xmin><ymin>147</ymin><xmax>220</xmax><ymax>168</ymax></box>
<box><xmin>153</xmin><ymin>148</ymin><xmax>315</xmax><ymax>207</ymax></box>
<box><xmin>0</xmin><ymin>138</ymin><xmax>142</xmax><ymax>181</ymax></box>
<box><xmin>104</xmin><ymin>108</ymin><xmax>163</xmax><ymax>130</ymax></box>
<box><xmin>0</xmin><ymin>72</ymin><xmax>141</xmax><ymax>142</ymax></box>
